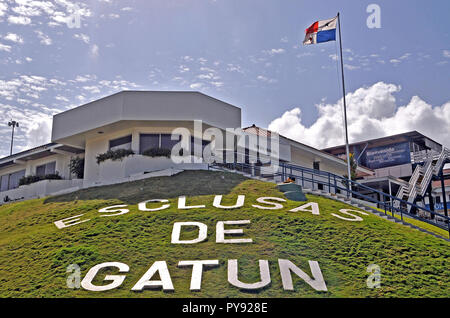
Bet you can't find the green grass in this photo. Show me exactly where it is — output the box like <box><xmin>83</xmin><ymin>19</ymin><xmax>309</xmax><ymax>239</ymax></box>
<box><xmin>363</xmin><ymin>204</ymin><xmax>449</xmax><ymax>238</ymax></box>
<box><xmin>0</xmin><ymin>170</ymin><xmax>448</xmax><ymax>298</ymax></box>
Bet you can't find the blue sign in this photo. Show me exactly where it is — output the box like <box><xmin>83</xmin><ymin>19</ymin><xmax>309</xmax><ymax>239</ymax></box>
<box><xmin>363</xmin><ymin>142</ymin><xmax>411</xmax><ymax>169</ymax></box>
<box><xmin>425</xmin><ymin>202</ymin><xmax>450</xmax><ymax>211</ymax></box>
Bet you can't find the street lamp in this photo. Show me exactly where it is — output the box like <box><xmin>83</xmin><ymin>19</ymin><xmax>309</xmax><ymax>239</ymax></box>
<box><xmin>8</xmin><ymin>120</ymin><xmax>19</xmax><ymax>156</ymax></box>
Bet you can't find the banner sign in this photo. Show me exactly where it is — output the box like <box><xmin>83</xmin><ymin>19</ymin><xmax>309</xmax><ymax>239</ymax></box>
<box><xmin>363</xmin><ymin>142</ymin><xmax>411</xmax><ymax>169</ymax></box>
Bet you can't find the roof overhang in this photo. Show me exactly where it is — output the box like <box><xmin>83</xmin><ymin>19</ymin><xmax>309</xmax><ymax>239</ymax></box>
<box><xmin>0</xmin><ymin>144</ymin><xmax>84</xmax><ymax>169</ymax></box>
<box><xmin>51</xmin><ymin>91</ymin><xmax>242</xmax><ymax>148</ymax></box>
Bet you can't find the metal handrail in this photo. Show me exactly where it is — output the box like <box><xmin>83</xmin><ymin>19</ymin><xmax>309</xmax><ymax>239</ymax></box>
<box><xmin>210</xmin><ymin>160</ymin><xmax>450</xmax><ymax>238</ymax></box>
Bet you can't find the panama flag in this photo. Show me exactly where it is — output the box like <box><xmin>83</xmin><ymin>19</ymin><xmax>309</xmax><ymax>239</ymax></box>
<box><xmin>303</xmin><ymin>16</ymin><xmax>337</xmax><ymax>45</ymax></box>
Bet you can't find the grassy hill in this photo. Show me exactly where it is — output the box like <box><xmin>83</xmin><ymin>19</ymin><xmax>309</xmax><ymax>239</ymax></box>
<box><xmin>0</xmin><ymin>170</ymin><xmax>448</xmax><ymax>298</ymax></box>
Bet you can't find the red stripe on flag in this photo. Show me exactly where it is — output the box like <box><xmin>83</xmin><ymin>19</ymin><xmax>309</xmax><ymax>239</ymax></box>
<box><xmin>305</xmin><ymin>21</ymin><xmax>318</xmax><ymax>34</ymax></box>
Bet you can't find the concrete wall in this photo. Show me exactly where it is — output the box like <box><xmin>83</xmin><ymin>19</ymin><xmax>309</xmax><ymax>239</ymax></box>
<box><xmin>83</xmin><ymin>122</ymin><xmax>217</xmax><ymax>186</ymax></box>
<box><xmin>0</xmin><ymin>179</ymin><xmax>83</xmax><ymax>204</ymax></box>
<box><xmin>0</xmin><ymin>153</ymin><xmax>74</xmax><ymax>181</ymax></box>
<box><xmin>289</xmin><ymin>147</ymin><xmax>347</xmax><ymax>176</ymax></box>
<box><xmin>52</xmin><ymin>91</ymin><xmax>242</xmax><ymax>147</ymax></box>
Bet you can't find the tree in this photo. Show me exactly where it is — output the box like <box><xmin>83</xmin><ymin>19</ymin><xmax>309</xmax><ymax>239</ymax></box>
<box><xmin>69</xmin><ymin>157</ymin><xmax>85</xmax><ymax>179</ymax></box>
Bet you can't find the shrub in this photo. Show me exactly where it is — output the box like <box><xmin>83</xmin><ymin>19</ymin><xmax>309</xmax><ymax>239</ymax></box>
<box><xmin>69</xmin><ymin>157</ymin><xmax>85</xmax><ymax>179</ymax></box>
<box><xmin>19</xmin><ymin>173</ymin><xmax>62</xmax><ymax>186</ymax></box>
<box><xmin>96</xmin><ymin>149</ymin><xmax>135</xmax><ymax>164</ymax></box>
<box><xmin>19</xmin><ymin>175</ymin><xmax>42</xmax><ymax>186</ymax></box>
<box><xmin>142</xmin><ymin>148</ymin><xmax>172</xmax><ymax>158</ymax></box>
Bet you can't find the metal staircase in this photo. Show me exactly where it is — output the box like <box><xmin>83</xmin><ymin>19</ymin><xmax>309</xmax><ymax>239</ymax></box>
<box><xmin>394</xmin><ymin>147</ymin><xmax>450</xmax><ymax>211</ymax></box>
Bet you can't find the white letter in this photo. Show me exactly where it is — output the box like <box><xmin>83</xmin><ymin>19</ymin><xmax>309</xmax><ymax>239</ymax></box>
<box><xmin>178</xmin><ymin>260</ymin><xmax>219</xmax><ymax>291</ymax></box>
<box><xmin>99</xmin><ymin>205</ymin><xmax>129</xmax><ymax>217</ymax></box>
<box><xmin>138</xmin><ymin>199</ymin><xmax>170</xmax><ymax>212</ymax></box>
<box><xmin>131</xmin><ymin>261</ymin><xmax>174</xmax><ymax>291</ymax></box>
<box><xmin>331</xmin><ymin>209</ymin><xmax>368</xmax><ymax>221</ymax></box>
<box><xmin>216</xmin><ymin>220</ymin><xmax>252</xmax><ymax>244</ymax></box>
<box><xmin>178</xmin><ymin>196</ymin><xmax>206</xmax><ymax>209</ymax></box>
<box><xmin>366</xmin><ymin>4</ymin><xmax>381</xmax><ymax>29</ymax></box>
<box><xmin>171</xmin><ymin>222</ymin><xmax>207</xmax><ymax>244</ymax></box>
<box><xmin>289</xmin><ymin>202</ymin><xmax>320</xmax><ymax>215</ymax></box>
<box><xmin>278</xmin><ymin>259</ymin><xmax>327</xmax><ymax>291</ymax></box>
<box><xmin>228</xmin><ymin>259</ymin><xmax>270</xmax><ymax>290</ymax></box>
<box><xmin>81</xmin><ymin>262</ymin><xmax>129</xmax><ymax>291</ymax></box>
<box><xmin>54</xmin><ymin>214</ymin><xmax>90</xmax><ymax>229</ymax></box>
<box><xmin>213</xmin><ymin>195</ymin><xmax>245</xmax><ymax>209</ymax></box>
<box><xmin>171</xmin><ymin>127</ymin><xmax>191</xmax><ymax>164</ymax></box>
<box><xmin>252</xmin><ymin>197</ymin><xmax>286</xmax><ymax>210</ymax></box>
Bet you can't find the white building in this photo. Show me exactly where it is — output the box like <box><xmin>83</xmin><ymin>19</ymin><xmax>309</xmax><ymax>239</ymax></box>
<box><xmin>0</xmin><ymin>90</ymin><xmax>363</xmax><ymax>204</ymax></box>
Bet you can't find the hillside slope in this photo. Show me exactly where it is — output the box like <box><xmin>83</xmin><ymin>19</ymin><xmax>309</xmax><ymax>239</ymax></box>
<box><xmin>0</xmin><ymin>171</ymin><xmax>448</xmax><ymax>298</ymax></box>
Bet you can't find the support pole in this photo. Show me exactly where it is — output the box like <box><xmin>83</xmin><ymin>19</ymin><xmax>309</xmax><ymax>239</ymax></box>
<box><xmin>337</xmin><ymin>12</ymin><xmax>352</xmax><ymax>197</ymax></box>
<box><xmin>441</xmin><ymin>172</ymin><xmax>448</xmax><ymax>217</ymax></box>
<box><xmin>10</xmin><ymin>124</ymin><xmax>15</xmax><ymax>156</ymax></box>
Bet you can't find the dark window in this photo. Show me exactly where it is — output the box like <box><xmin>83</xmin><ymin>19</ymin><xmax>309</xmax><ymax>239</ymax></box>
<box><xmin>36</xmin><ymin>165</ymin><xmax>46</xmax><ymax>177</ymax></box>
<box><xmin>8</xmin><ymin>170</ymin><xmax>25</xmax><ymax>190</ymax></box>
<box><xmin>190</xmin><ymin>137</ymin><xmax>210</xmax><ymax>156</ymax></box>
<box><xmin>1</xmin><ymin>175</ymin><xmax>9</xmax><ymax>192</ymax></box>
<box><xmin>435</xmin><ymin>196</ymin><xmax>441</xmax><ymax>204</ymax></box>
<box><xmin>318</xmin><ymin>184</ymin><xmax>324</xmax><ymax>190</ymax></box>
<box><xmin>161</xmin><ymin>134</ymin><xmax>181</xmax><ymax>150</ymax></box>
<box><xmin>36</xmin><ymin>161</ymin><xmax>56</xmax><ymax>177</ymax></box>
<box><xmin>140</xmin><ymin>134</ymin><xmax>160</xmax><ymax>154</ymax></box>
<box><xmin>313</xmin><ymin>161</ymin><xmax>320</xmax><ymax>170</ymax></box>
<box><xmin>109</xmin><ymin>135</ymin><xmax>132</xmax><ymax>150</ymax></box>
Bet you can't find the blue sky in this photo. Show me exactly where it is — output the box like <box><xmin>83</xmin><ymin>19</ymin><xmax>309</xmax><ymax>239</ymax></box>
<box><xmin>1</xmin><ymin>0</ymin><xmax>450</xmax><ymax>157</ymax></box>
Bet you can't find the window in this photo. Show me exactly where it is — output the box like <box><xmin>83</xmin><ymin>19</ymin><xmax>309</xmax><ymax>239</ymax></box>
<box><xmin>139</xmin><ymin>134</ymin><xmax>160</xmax><ymax>154</ymax></box>
<box><xmin>190</xmin><ymin>136</ymin><xmax>210</xmax><ymax>156</ymax></box>
<box><xmin>0</xmin><ymin>170</ymin><xmax>26</xmax><ymax>192</ymax></box>
<box><xmin>140</xmin><ymin>134</ymin><xmax>183</xmax><ymax>154</ymax></box>
<box><xmin>109</xmin><ymin>135</ymin><xmax>132</xmax><ymax>151</ymax></box>
<box><xmin>161</xmin><ymin>134</ymin><xmax>181</xmax><ymax>150</ymax></box>
<box><xmin>1</xmin><ymin>175</ymin><xmax>9</xmax><ymax>192</ymax></box>
<box><xmin>435</xmin><ymin>196</ymin><xmax>441</xmax><ymax>204</ymax></box>
<box><xmin>313</xmin><ymin>161</ymin><xmax>320</xmax><ymax>171</ymax></box>
<box><xmin>36</xmin><ymin>161</ymin><xmax>56</xmax><ymax>177</ymax></box>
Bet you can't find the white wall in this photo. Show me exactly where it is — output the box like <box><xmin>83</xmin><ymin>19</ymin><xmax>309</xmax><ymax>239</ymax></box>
<box><xmin>52</xmin><ymin>91</ymin><xmax>241</xmax><ymax>147</ymax></box>
<box><xmin>83</xmin><ymin>122</ymin><xmax>219</xmax><ymax>185</ymax></box>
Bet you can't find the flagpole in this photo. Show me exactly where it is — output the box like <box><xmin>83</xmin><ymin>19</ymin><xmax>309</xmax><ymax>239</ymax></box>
<box><xmin>337</xmin><ymin>12</ymin><xmax>352</xmax><ymax>197</ymax></box>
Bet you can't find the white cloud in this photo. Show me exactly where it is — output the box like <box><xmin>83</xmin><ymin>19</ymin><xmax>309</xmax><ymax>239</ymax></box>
<box><xmin>35</xmin><ymin>30</ymin><xmax>52</xmax><ymax>45</ymax></box>
<box><xmin>90</xmin><ymin>44</ymin><xmax>99</xmax><ymax>57</ymax></box>
<box><xmin>268</xmin><ymin>82</ymin><xmax>450</xmax><ymax>149</ymax></box>
<box><xmin>264</xmin><ymin>48</ymin><xmax>285</xmax><ymax>56</ymax></box>
<box><xmin>0</xmin><ymin>43</ymin><xmax>12</xmax><ymax>52</ymax></box>
<box><xmin>4</xmin><ymin>33</ymin><xmax>24</xmax><ymax>44</ymax></box>
<box><xmin>443</xmin><ymin>50</ymin><xmax>450</xmax><ymax>58</ymax></box>
<box><xmin>257</xmin><ymin>75</ymin><xmax>277</xmax><ymax>84</ymax></box>
<box><xmin>73</xmin><ymin>33</ymin><xmax>90</xmax><ymax>44</ymax></box>
<box><xmin>121</xmin><ymin>7</ymin><xmax>133</xmax><ymax>11</ymax></box>
<box><xmin>8</xmin><ymin>15</ymin><xmax>32</xmax><ymax>25</ymax></box>
<box><xmin>190</xmin><ymin>83</ymin><xmax>203</xmax><ymax>89</ymax></box>
<box><xmin>0</xmin><ymin>2</ymin><xmax>7</xmax><ymax>17</ymax></box>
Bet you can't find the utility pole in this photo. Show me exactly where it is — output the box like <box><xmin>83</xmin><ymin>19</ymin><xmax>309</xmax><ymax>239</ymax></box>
<box><xmin>8</xmin><ymin>120</ymin><xmax>19</xmax><ymax>156</ymax></box>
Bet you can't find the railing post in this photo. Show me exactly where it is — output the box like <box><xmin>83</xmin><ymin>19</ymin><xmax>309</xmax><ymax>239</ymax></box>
<box><xmin>312</xmin><ymin>173</ymin><xmax>314</xmax><ymax>191</ymax></box>
<box><xmin>328</xmin><ymin>174</ymin><xmax>331</xmax><ymax>193</ymax></box>
<box><xmin>302</xmin><ymin>170</ymin><xmax>304</xmax><ymax>187</ymax></box>
<box><xmin>334</xmin><ymin>175</ymin><xmax>337</xmax><ymax>194</ymax></box>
